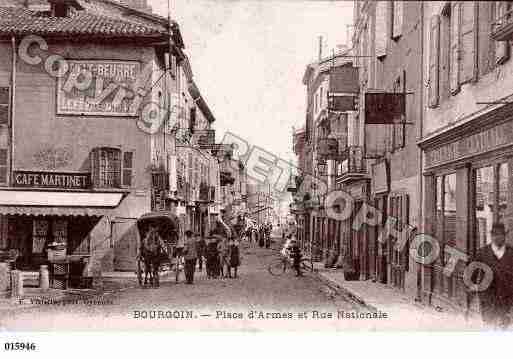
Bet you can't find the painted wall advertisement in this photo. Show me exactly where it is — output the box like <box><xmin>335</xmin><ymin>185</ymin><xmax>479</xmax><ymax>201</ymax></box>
<box><xmin>57</xmin><ymin>60</ymin><xmax>140</xmax><ymax>116</ymax></box>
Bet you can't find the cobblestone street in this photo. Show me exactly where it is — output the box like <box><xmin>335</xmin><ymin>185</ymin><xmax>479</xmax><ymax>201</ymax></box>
<box><xmin>0</xmin><ymin>238</ymin><xmax>368</xmax><ymax>331</ymax></box>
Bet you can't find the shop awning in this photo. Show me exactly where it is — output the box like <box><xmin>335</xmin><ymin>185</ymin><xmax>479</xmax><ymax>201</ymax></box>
<box><xmin>0</xmin><ymin>190</ymin><xmax>126</xmax><ymax>217</ymax></box>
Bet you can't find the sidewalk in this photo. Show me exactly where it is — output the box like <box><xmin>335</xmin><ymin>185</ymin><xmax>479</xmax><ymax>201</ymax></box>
<box><xmin>315</xmin><ymin>267</ymin><xmax>486</xmax><ymax>330</ymax></box>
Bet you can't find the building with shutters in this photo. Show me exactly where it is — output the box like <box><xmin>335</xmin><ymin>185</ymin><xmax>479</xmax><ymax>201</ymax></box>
<box><xmin>419</xmin><ymin>1</ymin><xmax>513</xmax><ymax>313</ymax></box>
<box><xmin>351</xmin><ymin>0</ymin><xmax>422</xmax><ymax>299</ymax></box>
<box><xmin>294</xmin><ymin>45</ymin><xmax>360</xmax><ymax>266</ymax></box>
<box><xmin>0</xmin><ymin>0</ymin><xmax>188</xmax><ymax>273</ymax></box>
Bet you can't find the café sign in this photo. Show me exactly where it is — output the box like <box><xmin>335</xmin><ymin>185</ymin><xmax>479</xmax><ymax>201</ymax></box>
<box><xmin>57</xmin><ymin>60</ymin><xmax>140</xmax><ymax>117</ymax></box>
<box><xmin>13</xmin><ymin>171</ymin><xmax>91</xmax><ymax>189</ymax></box>
<box><xmin>425</xmin><ymin>121</ymin><xmax>513</xmax><ymax>168</ymax></box>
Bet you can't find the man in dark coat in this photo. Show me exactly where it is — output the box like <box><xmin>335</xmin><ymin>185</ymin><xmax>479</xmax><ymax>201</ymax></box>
<box><xmin>473</xmin><ymin>222</ymin><xmax>513</xmax><ymax>329</ymax></box>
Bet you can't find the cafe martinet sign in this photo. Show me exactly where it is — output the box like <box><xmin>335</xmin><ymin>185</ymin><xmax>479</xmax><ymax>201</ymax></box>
<box><xmin>13</xmin><ymin>171</ymin><xmax>91</xmax><ymax>189</ymax></box>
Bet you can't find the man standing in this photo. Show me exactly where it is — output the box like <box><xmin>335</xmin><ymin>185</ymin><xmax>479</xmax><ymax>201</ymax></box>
<box><xmin>474</xmin><ymin>222</ymin><xmax>513</xmax><ymax>329</ymax></box>
<box><xmin>183</xmin><ymin>230</ymin><xmax>198</xmax><ymax>284</ymax></box>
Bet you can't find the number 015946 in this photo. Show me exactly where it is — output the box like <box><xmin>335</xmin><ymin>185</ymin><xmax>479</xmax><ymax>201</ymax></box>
<box><xmin>4</xmin><ymin>342</ymin><xmax>37</xmax><ymax>351</ymax></box>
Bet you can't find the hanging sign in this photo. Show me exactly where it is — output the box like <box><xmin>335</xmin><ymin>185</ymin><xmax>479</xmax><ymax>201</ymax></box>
<box><xmin>365</xmin><ymin>93</ymin><xmax>405</xmax><ymax>124</ymax></box>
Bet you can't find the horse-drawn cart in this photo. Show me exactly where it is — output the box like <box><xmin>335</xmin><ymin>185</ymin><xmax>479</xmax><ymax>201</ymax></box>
<box><xmin>136</xmin><ymin>211</ymin><xmax>181</xmax><ymax>287</ymax></box>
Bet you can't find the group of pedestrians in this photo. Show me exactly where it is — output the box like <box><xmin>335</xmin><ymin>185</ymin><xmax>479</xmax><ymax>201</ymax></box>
<box><xmin>242</xmin><ymin>222</ymin><xmax>272</xmax><ymax>248</ymax></box>
<box><xmin>181</xmin><ymin>216</ymin><xmax>242</xmax><ymax>285</ymax></box>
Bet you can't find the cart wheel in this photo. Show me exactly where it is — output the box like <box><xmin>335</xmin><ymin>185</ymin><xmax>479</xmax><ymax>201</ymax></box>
<box><xmin>268</xmin><ymin>258</ymin><xmax>287</xmax><ymax>276</ymax></box>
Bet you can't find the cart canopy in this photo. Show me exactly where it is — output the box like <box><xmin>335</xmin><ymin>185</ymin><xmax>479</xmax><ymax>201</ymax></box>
<box><xmin>136</xmin><ymin>211</ymin><xmax>180</xmax><ymax>245</ymax></box>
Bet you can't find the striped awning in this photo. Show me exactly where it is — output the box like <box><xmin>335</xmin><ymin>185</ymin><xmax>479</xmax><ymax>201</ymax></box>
<box><xmin>0</xmin><ymin>190</ymin><xmax>126</xmax><ymax>217</ymax></box>
<box><xmin>0</xmin><ymin>206</ymin><xmax>111</xmax><ymax>217</ymax></box>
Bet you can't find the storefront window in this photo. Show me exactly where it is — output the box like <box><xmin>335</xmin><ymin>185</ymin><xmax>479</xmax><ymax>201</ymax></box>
<box><xmin>498</xmin><ymin>163</ymin><xmax>509</xmax><ymax>225</ymax></box>
<box><xmin>474</xmin><ymin>163</ymin><xmax>509</xmax><ymax>251</ymax></box>
<box><xmin>475</xmin><ymin>166</ymin><xmax>494</xmax><ymax>250</ymax></box>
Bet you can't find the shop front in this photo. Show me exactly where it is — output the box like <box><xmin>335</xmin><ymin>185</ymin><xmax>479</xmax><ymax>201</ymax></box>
<box><xmin>0</xmin><ymin>170</ymin><xmax>127</xmax><ymax>277</ymax></box>
<box><xmin>420</xmin><ymin>108</ymin><xmax>513</xmax><ymax>310</ymax></box>
<box><xmin>337</xmin><ymin>179</ymin><xmax>370</xmax><ymax>280</ymax></box>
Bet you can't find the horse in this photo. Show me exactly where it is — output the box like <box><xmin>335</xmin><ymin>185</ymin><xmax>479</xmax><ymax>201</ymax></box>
<box><xmin>139</xmin><ymin>228</ymin><xmax>165</xmax><ymax>288</ymax></box>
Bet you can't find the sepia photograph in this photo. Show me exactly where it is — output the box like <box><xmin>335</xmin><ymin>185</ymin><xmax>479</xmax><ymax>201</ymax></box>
<box><xmin>0</xmin><ymin>0</ymin><xmax>513</xmax><ymax>353</ymax></box>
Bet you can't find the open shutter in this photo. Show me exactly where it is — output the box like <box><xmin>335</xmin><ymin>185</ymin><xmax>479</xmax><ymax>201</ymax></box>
<box><xmin>121</xmin><ymin>151</ymin><xmax>134</xmax><ymax>187</ymax></box>
<box><xmin>168</xmin><ymin>154</ymin><xmax>177</xmax><ymax>192</ymax></box>
<box><xmin>450</xmin><ymin>2</ymin><xmax>461</xmax><ymax>95</ymax></box>
<box><xmin>392</xmin><ymin>1</ymin><xmax>403</xmax><ymax>39</ymax></box>
<box><xmin>375</xmin><ymin>1</ymin><xmax>388</xmax><ymax>58</ymax></box>
<box><xmin>401</xmin><ymin>194</ymin><xmax>410</xmax><ymax>272</ymax></box>
<box><xmin>429</xmin><ymin>15</ymin><xmax>441</xmax><ymax>108</ymax></box>
<box><xmin>460</xmin><ymin>2</ymin><xmax>478</xmax><ymax>83</ymax></box>
<box><xmin>495</xmin><ymin>2</ymin><xmax>511</xmax><ymax>65</ymax></box>
<box><xmin>90</xmin><ymin>148</ymin><xmax>100</xmax><ymax>188</ymax></box>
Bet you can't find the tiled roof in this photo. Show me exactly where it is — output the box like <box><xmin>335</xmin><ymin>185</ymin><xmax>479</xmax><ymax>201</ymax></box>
<box><xmin>0</xmin><ymin>6</ymin><xmax>168</xmax><ymax>38</ymax></box>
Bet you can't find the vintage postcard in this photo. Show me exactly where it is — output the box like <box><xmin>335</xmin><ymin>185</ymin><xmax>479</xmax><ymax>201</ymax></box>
<box><xmin>0</xmin><ymin>1</ymin><xmax>512</xmax><ymax>351</ymax></box>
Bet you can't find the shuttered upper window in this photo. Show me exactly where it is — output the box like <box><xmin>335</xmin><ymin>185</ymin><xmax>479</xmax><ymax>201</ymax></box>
<box><xmin>91</xmin><ymin>147</ymin><xmax>133</xmax><ymax>189</ymax></box>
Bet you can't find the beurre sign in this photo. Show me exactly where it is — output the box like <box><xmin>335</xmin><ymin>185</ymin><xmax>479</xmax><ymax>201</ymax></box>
<box><xmin>13</xmin><ymin>171</ymin><xmax>91</xmax><ymax>189</ymax></box>
<box><xmin>425</xmin><ymin>121</ymin><xmax>513</xmax><ymax>168</ymax></box>
<box><xmin>57</xmin><ymin>60</ymin><xmax>140</xmax><ymax>116</ymax></box>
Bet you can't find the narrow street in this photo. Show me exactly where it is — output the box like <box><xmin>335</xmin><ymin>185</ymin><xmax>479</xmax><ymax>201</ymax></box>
<box><xmin>0</xmin><ymin>236</ymin><xmax>368</xmax><ymax>331</ymax></box>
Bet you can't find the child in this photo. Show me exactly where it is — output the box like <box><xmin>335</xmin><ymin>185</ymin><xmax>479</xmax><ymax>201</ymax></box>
<box><xmin>228</xmin><ymin>239</ymin><xmax>241</xmax><ymax>278</ymax></box>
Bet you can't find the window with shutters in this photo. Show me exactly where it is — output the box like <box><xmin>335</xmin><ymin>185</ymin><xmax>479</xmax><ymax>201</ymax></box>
<box><xmin>0</xmin><ymin>87</ymin><xmax>9</xmax><ymax>126</ymax></box>
<box><xmin>428</xmin><ymin>15</ymin><xmax>441</xmax><ymax>108</ymax></box>
<box><xmin>90</xmin><ymin>147</ymin><xmax>122</xmax><ymax>188</ymax></box>
<box><xmin>391</xmin><ymin>1</ymin><xmax>403</xmax><ymax>40</ymax></box>
<box><xmin>375</xmin><ymin>1</ymin><xmax>388</xmax><ymax>59</ymax></box>
<box><xmin>122</xmin><ymin>151</ymin><xmax>134</xmax><ymax>187</ymax></box>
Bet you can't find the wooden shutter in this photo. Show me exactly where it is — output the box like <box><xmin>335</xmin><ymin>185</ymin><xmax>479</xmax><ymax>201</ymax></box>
<box><xmin>428</xmin><ymin>15</ymin><xmax>441</xmax><ymax>108</ymax></box>
<box><xmin>401</xmin><ymin>194</ymin><xmax>410</xmax><ymax>272</ymax></box>
<box><xmin>495</xmin><ymin>2</ymin><xmax>511</xmax><ymax>65</ymax></box>
<box><xmin>392</xmin><ymin>1</ymin><xmax>403</xmax><ymax>39</ymax></box>
<box><xmin>450</xmin><ymin>2</ymin><xmax>461</xmax><ymax>95</ymax></box>
<box><xmin>90</xmin><ymin>148</ymin><xmax>100</xmax><ymax>188</ymax></box>
<box><xmin>121</xmin><ymin>151</ymin><xmax>134</xmax><ymax>187</ymax></box>
<box><xmin>0</xmin><ymin>148</ymin><xmax>7</xmax><ymax>185</ymax></box>
<box><xmin>375</xmin><ymin>1</ymin><xmax>388</xmax><ymax>58</ymax></box>
<box><xmin>0</xmin><ymin>87</ymin><xmax>9</xmax><ymax>126</ymax></box>
<box><xmin>460</xmin><ymin>2</ymin><xmax>478</xmax><ymax>83</ymax></box>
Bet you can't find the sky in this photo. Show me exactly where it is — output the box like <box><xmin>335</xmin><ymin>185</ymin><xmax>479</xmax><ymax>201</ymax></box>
<box><xmin>150</xmin><ymin>0</ymin><xmax>354</xmax><ymax>162</ymax></box>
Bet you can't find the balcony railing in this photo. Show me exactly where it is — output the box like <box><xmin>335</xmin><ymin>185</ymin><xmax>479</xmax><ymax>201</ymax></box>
<box><xmin>492</xmin><ymin>7</ymin><xmax>513</xmax><ymax>41</ymax></box>
<box><xmin>338</xmin><ymin>146</ymin><xmax>365</xmax><ymax>179</ymax></box>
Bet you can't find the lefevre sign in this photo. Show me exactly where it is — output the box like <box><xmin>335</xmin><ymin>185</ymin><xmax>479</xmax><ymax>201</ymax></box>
<box><xmin>13</xmin><ymin>171</ymin><xmax>91</xmax><ymax>189</ymax></box>
<box><xmin>57</xmin><ymin>60</ymin><xmax>140</xmax><ymax>116</ymax></box>
<box><xmin>425</xmin><ymin>121</ymin><xmax>513</xmax><ymax>168</ymax></box>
